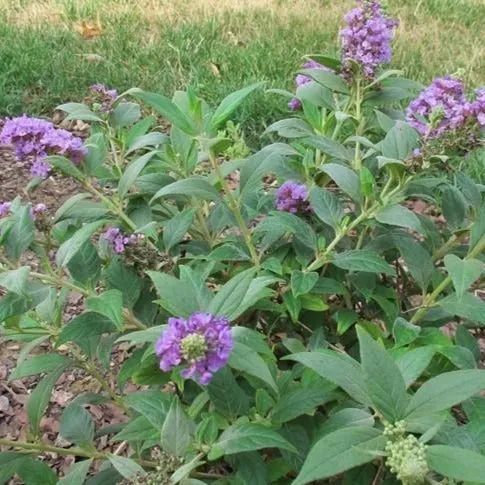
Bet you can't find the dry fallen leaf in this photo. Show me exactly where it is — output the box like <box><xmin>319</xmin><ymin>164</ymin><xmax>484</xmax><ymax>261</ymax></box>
<box><xmin>75</xmin><ymin>21</ymin><xmax>103</xmax><ymax>39</ymax></box>
<box><xmin>210</xmin><ymin>62</ymin><xmax>221</xmax><ymax>78</ymax></box>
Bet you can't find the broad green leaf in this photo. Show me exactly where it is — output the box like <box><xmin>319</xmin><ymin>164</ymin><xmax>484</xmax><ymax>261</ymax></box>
<box><xmin>232</xmin><ymin>327</ymin><xmax>274</xmax><ymax>359</ymax></box>
<box><xmin>358</xmin><ymin>327</ymin><xmax>408</xmax><ymax>422</ymax></box>
<box><xmin>113</xmin><ymin>415</ymin><xmax>158</xmax><ymax>442</ymax></box>
<box><xmin>0</xmin><ymin>266</ymin><xmax>29</xmax><ymax>295</ymax></box>
<box><xmin>456</xmin><ymin>325</ymin><xmax>481</xmax><ymax>361</ymax></box>
<box><xmin>124</xmin><ymin>391</ymin><xmax>172</xmax><ymax>428</ymax></box>
<box><xmin>299</xmin><ymin>68</ymin><xmax>349</xmax><ymax>94</ymax></box>
<box><xmin>392</xmin><ymin>317</ymin><xmax>420</xmax><ymax>348</ymax></box>
<box><xmin>103</xmin><ymin>258</ymin><xmax>141</xmax><ymax>308</ymax></box>
<box><xmin>55</xmin><ymin>194</ymin><xmax>108</xmax><ymax>222</ymax></box>
<box><xmin>132</xmin><ymin>90</ymin><xmax>197</xmax><ymax>135</ymax></box>
<box><xmin>47</xmin><ymin>155</ymin><xmax>85</xmax><ymax>180</ymax></box>
<box><xmin>210</xmin><ymin>82</ymin><xmax>263</xmax><ymax>130</ymax></box>
<box><xmin>163</xmin><ymin>208</ymin><xmax>196</xmax><ymax>251</ymax></box>
<box><xmin>150</xmin><ymin>177</ymin><xmax>221</xmax><ymax>204</ymax></box>
<box><xmin>376</xmin><ymin>205</ymin><xmax>423</xmax><ymax>233</ymax></box>
<box><xmin>439</xmin><ymin>345</ymin><xmax>476</xmax><ymax>369</ymax></box>
<box><xmin>5</xmin><ymin>206</ymin><xmax>35</xmax><ymax>261</ymax></box>
<box><xmin>444</xmin><ymin>254</ymin><xmax>483</xmax><ymax>300</ymax></box>
<box><xmin>426</xmin><ymin>445</ymin><xmax>485</xmax><ymax>483</ymax></box>
<box><xmin>209</xmin><ymin>423</ymin><xmax>296</xmax><ymax>460</ymax></box>
<box><xmin>208</xmin><ymin>243</ymin><xmax>251</xmax><ymax>261</ymax></box>
<box><xmin>292</xmin><ymin>427</ymin><xmax>386</xmax><ymax>485</ymax></box>
<box><xmin>111</xmin><ymin>102</ymin><xmax>140</xmax><ymax>127</ymax></box>
<box><xmin>315</xmin><ymin>408</ymin><xmax>374</xmax><ymax>439</ymax></box>
<box><xmin>291</xmin><ymin>270</ymin><xmax>318</xmax><ymax>298</ymax></box>
<box><xmin>179</xmin><ymin>266</ymin><xmax>212</xmax><ymax>311</ymax></box>
<box><xmin>0</xmin><ymin>452</ymin><xmax>26</xmax><ymax>484</ymax></box>
<box><xmin>439</xmin><ymin>292</ymin><xmax>485</xmax><ymax>325</ymax></box>
<box><xmin>229</xmin><ymin>341</ymin><xmax>277</xmax><ymax>392</ymax></box>
<box><xmin>57</xmin><ymin>313</ymin><xmax>116</xmax><ymax>346</ymax></box>
<box><xmin>264</xmin><ymin>118</ymin><xmax>314</xmax><ymax>138</ymax></box>
<box><xmin>9</xmin><ymin>354</ymin><xmax>72</xmax><ymax>381</ymax></box>
<box><xmin>126</xmin><ymin>132</ymin><xmax>166</xmax><ymax>155</ymax></box>
<box><xmin>271</xmin><ymin>388</ymin><xmax>333</xmax><ymax>423</ymax></box>
<box><xmin>28</xmin><ymin>365</ymin><xmax>67</xmax><ymax>435</ymax></box>
<box><xmin>60</xmin><ymin>404</ymin><xmax>95</xmax><ymax>446</ymax></box>
<box><xmin>309</xmin><ymin>186</ymin><xmax>344</xmax><ymax>230</ymax></box>
<box><xmin>56</xmin><ymin>220</ymin><xmax>107</xmax><ymax>267</ymax></box>
<box><xmin>87</xmin><ymin>290</ymin><xmax>124</xmax><ymax>331</ymax></box>
<box><xmin>17</xmin><ymin>457</ymin><xmax>57</xmax><ymax>485</ymax></box>
<box><xmin>395</xmin><ymin>346</ymin><xmax>435</xmax><ymax>387</ymax></box>
<box><xmin>379</xmin><ymin>120</ymin><xmax>419</xmax><ymax>159</ymax></box>
<box><xmin>57</xmin><ymin>102</ymin><xmax>103</xmax><ymax>122</ymax></box>
<box><xmin>305</xmin><ymin>136</ymin><xmax>353</xmax><ymax>162</ymax></box>
<box><xmin>320</xmin><ymin>163</ymin><xmax>361</xmax><ymax>202</ymax></box>
<box><xmin>171</xmin><ymin>455</ymin><xmax>206</xmax><ymax>484</ymax></box>
<box><xmin>67</xmin><ymin>241</ymin><xmax>102</xmax><ymax>285</ymax></box>
<box><xmin>405</xmin><ymin>370</ymin><xmax>485</xmax><ymax>419</ymax></box>
<box><xmin>147</xmin><ymin>271</ymin><xmax>200</xmax><ymax>317</ymax></box>
<box><xmin>284</xmin><ymin>351</ymin><xmax>370</xmax><ymax>405</ymax></box>
<box><xmin>161</xmin><ymin>397</ymin><xmax>195</xmax><ymax>456</ymax></box>
<box><xmin>108</xmin><ymin>455</ymin><xmax>146</xmax><ymax>480</ymax></box>
<box><xmin>332</xmin><ymin>250</ymin><xmax>394</xmax><ymax>275</ymax></box>
<box><xmin>84</xmin><ymin>132</ymin><xmax>107</xmax><ymax>175</ymax></box>
<box><xmin>58</xmin><ymin>459</ymin><xmax>93</xmax><ymax>485</ymax></box>
<box><xmin>118</xmin><ymin>151</ymin><xmax>157</xmax><ymax>199</ymax></box>
<box><xmin>442</xmin><ymin>185</ymin><xmax>468</xmax><ymax>231</ymax></box>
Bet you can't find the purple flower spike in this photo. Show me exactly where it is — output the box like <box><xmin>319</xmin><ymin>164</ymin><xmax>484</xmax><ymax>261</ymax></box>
<box><xmin>31</xmin><ymin>159</ymin><xmax>51</xmax><ymax>179</ymax></box>
<box><xmin>89</xmin><ymin>84</ymin><xmax>118</xmax><ymax>112</ymax></box>
<box><xmin>340</xmin><ymin>0</ymin><xmax>398</xmax><ymax>81</ymax></box>
<box><xmin>406</xmin><ymin>76</ymin><xmax>474</xmax><ymax>138</ymax></box>
<box><xmin>155</xmin><ymin>312</ymin><xmax>233</xmax><ymax>385</ymax></box>
<box><xmin>473</xmin><ymin>87</ymin><xmax>485</xmax><ymax>127</ymax></box>
<box><xmin>276</xmin><ymin>181</ymin><xmax>309</xmax><ymax>214</ymax></box>
<box><xmin>0</xmin><ymin>202</ymin><xmax>11</xmax><ymax>217</ymax></box>
<box><xmin>30</xmin><ymin>203</ymin><xmax>47</xmax><ymax>219</ymax></box>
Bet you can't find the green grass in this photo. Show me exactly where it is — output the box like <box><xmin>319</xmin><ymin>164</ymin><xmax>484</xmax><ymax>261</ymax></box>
<box><xmin>0</xmin><ymin>0</ymin><xmax>483</xmax><ymax>139</ymax></box>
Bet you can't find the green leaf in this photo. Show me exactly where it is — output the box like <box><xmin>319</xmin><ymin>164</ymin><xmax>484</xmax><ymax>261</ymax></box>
<box><xmin>208</xmin><ymin>268</ymin><xmax>255</xmax><ymax>321</ymax></box>
<box><xmin>67</xmin><ymin>241</ymin><xmax>102</xmax><ymax>285</ymax></box>
<box><xmin>395</xmin><ymin>346</ymin><xmax>435</xmax><ymax>387</ymax></box>
<box><xmin>148</xmin><ymin>271</ymin><xmax>200</xmax><ymax>317</ymax></box>
<box><xmin>113</xmin><ymin>415</ymin><xmax>158</xmax><ymax>442</ymax></box>
<box><xmin>132</xmin><ymin>90</ymin><xmax>197</xmax><ymax>135</ymax></box>
<box><xmin>358</xmin><ymin>327</ymin><xmax>408</xmax><ymax>422</ymax></box>
<box><xmin>376</xmin><ymin>205</ymin><xmax>423</xmax><ymax>233</ymax></box>
<box><xmin>426</xmin><ymin>445</ymin><xmax>485</xmax><ymax>483</ymax></box>
<box><xmin>292</xmin><ymin>427</ymin><xmax>386</xmax><ymax>485</ymax></box>
<box><xmin>305</xmin><ymin>136</ymin><xmax>353</xmax><ymax>162</ymax></box>
<box><xmin>150</xmin><ymin>177</ymin><xmax>221</xmax><ymax>204</ymax></box>
<box><xmin>57</xmin><ymin>313</ymin><xmax>116</xmax><ymax>346</ymax></box>
<box><xmin>84</xmin><ymin>132</ymin><xmax>107</xmax><ymax>175</ymax></box>
<box><xmin>9</xmin><ymin>354</ymin><xmax>72</xmax><ymax>381</ymax></box>
<box><xmin>439</xmin><ymin>345</ymin><xmax>476</xmax><ymax>369</ymax></box>
<box><xmin>56</xmin><ymin>220</ymin><xmax>107</xmax><ymax>267</ymax></box>
<box><xmin>27</xmin><ymin>365</ymin><xmax>67</xmax><ymax>435</ymax></box>
<box><xmin>335</xmin><ymin>309</ymin><xmax>359</xmax><ymax>335</ymax></box>
<box><xmin>163</xmin><ymin>208</ymin><xmax>196</xmax><ymax>251</ymax></box>
<box><xmin>229</xmin><ymin>341</ymin><xmax>278</xmax><ymax>393</ymax></box>
<box><xmin>108</xmin><ymin>455</ymin><xmax>146</xmax><ymax>480</ymax></box>
<box><xmin>332</xmin><ymin>250</ymin><xmax>394</xmax><ymax>275</ymax></box>
<box><xmin>379</xmin><ymin>120</ymin><xmax>419</xmax><ymax>160</ymax></box>
<box><xmin>47</xmin><ymin>155</ymin><xmax>85</xmax><ymax>180</ymax></box>
<box><xmin>179</xmin><ymin>266</ymin><xmax>212</xmax><ymax>311</ymax></box>
<box><xmin>55</xmin><ymin>194</ymin><xmax>109</xmax><ymax>222</ymax></box>
<box><xmin>116</xmin><ymin>325</ymin><xmax>164</xmax><ymax>346</ymax></box>
<box><xmin>0</xmin><ymin>452</ymin><xmax>27</xmax><ymax>484</ymax></box>
<box><xmin>405</xmin><ymin>370</ymin><xmax>485</xmax><ymax>419</ymax></box>
<box><xmin>320</xmin><ymin>164</ymin><xmax>361</xmax><ymax>202</ymax></box>
<box><xmin>118</xmin><ymin>151</ymin><xmax>157</xmax><ymax>199</ymax></box>
<box><xmin>57</xmin><ymin>102</ymin><xmax>103</xmax><ymax>122</ymax></box>
<box><xmin>232</xmin><ymin>327</ymin><xmax>275</xmax><ymax>360</ymax></box>
<box><xmin>171</xmin><ymin>455</ymin><xmax>206</xmax><ymax>484</ymax></box>
<box><xmin>264</xmin><ymin>118</ymin><xmax>314</xmax><ymax>138</ymax></box>
<box><xmin>17</xmin><ymin>457</ymin><xmax>57</xmax><ymax>485</ymax></box>
<box><xmin>291</xmin><ymin>270</ymin><xmax>318</xmax><ymax>298</ymax></box>
<box><xmin>161</xmin><ymin>397</ymin><xmax>195</xmax><ymax>456</ymax></box>
<box><xmin>208</xmin><ymin>243</ymin><xmax>251</xmax><ymax>261</ymax></box>
<box><xmin>456</xmin><ymin>325</ymin><xmax>481</xmax><ymax>361</ymax></box>
<box><xmin>58</xmin><ymin>459</ymin><xmax>93</xmax><ymax>485</ymax></box>
<box><xmin>359</xmin><ymin>166</ymin><xmax>376</xmax><ymax>198</ymax></box>
<box><xmin>442</xmin><ymin>185</ymin><xmax>468</xmax><ymax>231</ymax></box>
<box><xmin>209</xmin><ymin>423</ymin><xmax>296</xmax><ymax>460</ymax></box>
<box><xmin>126</xmin><ymin>132</ymin><xmax>166</xmax><ymax>155</ymax></box>
<box><xmin>299</xmin><ymin>68</ymin><xmax>349</xmax><ymax>94</ymax></box>
<box><xmin>444</xmin><ymin>254</ymin><xmax>482</xmax><ymax>300</ymax></box>
<box><xmin>60</xmin><ymin>404</ymin><xmax>95</xmax><ymax>446</ymax></box>
<box><xmin>111</xmin><ymin>102</ymin><xmax>140</xmax><ymax>127</ymax></box>
<box><xmin>284</xmin><ymin>351</ymin><xmax>370</xmax><ymax>405</ymax></box>
<box><xmin>315</xmin><ymin>408</ymin><xmax>374</xmax><ymax>439</ymax></box>
<box><xmin>439</xmin><ymin>292</ymin><xmax>485</xmax><ymax>325</ymax></box>
<box><xmin>0</xmin><ymin>266</ymin><xmax>29</xmax><ymax>295</ymax></box>
<box><xmin>124</xmin><ymin>390</ymin><xmax>172</xmax><ymax>428</ymax></box>
<box><xmin>309</xmin><ymin>186</ymin><xmax>344</xmax><ymax>230</ymax></box>
<box><xmin>271</xmin><ymin>388</ymin><xmax>332</xmax><ymax>423</ymax></box>
<box><xmin>104</xmin><ymin>258</ymin><xmax>141</xmax><ymax>308</ymax></box>
<box><xmin>210</xmin><ymin>82</ymin><xmax>263</xmax><ymax>130</ymax></box>
<box><xmin>86</xmin><ymin>290</ymin><xmax>123</xmax><ymax>331</ymax></box>
<box><xmin>5</xmin><ymin>206</ymin><xmax>35</xmax><ymax>261</ymax></box>
<box><xmin>392</xmin><ymin>317</ymin><xmax>421</xmax><ymax>348</ymax></box>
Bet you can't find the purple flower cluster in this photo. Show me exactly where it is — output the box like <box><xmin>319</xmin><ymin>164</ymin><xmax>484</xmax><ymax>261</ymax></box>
<box><xmin>406</xmin><ymin>76</ymin><xmax>475</xmax><ymax>138</ymax></box>
<box><xmin>473</xmin><ymin>87</ymin><xmax>485</xmax><ymax>127</ymax></box>
<box><xmin>340</xmin><ymin>0</ymin><xmax>398</xmax><ymax>81</ymax></box>
<box><xmin>289</xmin><ymin>60</ymin><xmax>330</xmax><ymax>111</ymax></box>
<box><xmin>103</xmin><ymin>227</ymin><xmax>141</xmax><ymax>253</ymax></box>
<box><xmin>155</xmin><ymin>312</ymin><xmax>233</xmax><ymax>385</ymax></box>
<box><xmin>0</xmin><ymin>202</ymin><xmax>11</xmax><ymax>218</ymax></box>
<box><xmin>0</xmin><ymin>115</ymin><xmax>87</xmax><ymax>178</ymax></box>
<box><xmin>30</xmin><ymin>203</ymin><xmax>46</xmax><ymax>219</ymax></box>
<box><xmin>276</xmin><ymin>181</ymin><xmax>309</xmax><ymax>214</ymax></box>
<box><xmin>89</xmin><ymin>84</ymin><xmax>118</xmax><ymax>112</ymax></box>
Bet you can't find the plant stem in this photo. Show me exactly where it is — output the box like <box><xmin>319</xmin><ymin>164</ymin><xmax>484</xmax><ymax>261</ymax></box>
<box><xmin>30</xmin><ymin>272</ymin><xmax>91</xmax><ymax>297</ymax></box>
<box><xmin>353</xmin><ymin>78</ymin><xmax>362</xmax><ymax>171</ymax></box>
<box><xmin>209</xmin><ymin>151</ymin><xmax>260</xmax><ymax>268</ymax></box>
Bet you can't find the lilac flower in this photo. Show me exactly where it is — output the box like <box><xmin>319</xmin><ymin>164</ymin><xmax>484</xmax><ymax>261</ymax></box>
<box><xmin>30</xmin><ymin>203</ymin><xmax>47</xmax><ymax>219</ymax></box>
<box><xmin>89</xmin><ymin>84</ymin><xmax>118</xmax><ymax>112</ymax></box>
<box><xmin>103</xmin><ymin>227</ymin><xmax>141</xmax><ymax>253</ymax></box>
<box><xmin>0</xmin><ymin>202</ymin><xmax>11</xmax><ymax>217</ymax></box>
<box><xmin>289</xmin><ymin>60</ymin><xmax>331</xmax><ymax>111</ymax></box>
<box><xmin>155</xmin><ymin>312</ymin><xmax>233</xmax><ymax>385</ymax></box>
<box><xmin>472</xmin><ymin>87</ymin><xmax>485</xmax><ymax>127</ymax></box>
<box><xmin>276</xmin><ymin>181</ymin><xmax>309</xmax><ymax>214</ymax></box>
<box><xmin>406</xmin><ymin>76</ymin><xmax>475</xmax><ymax>138</ymax></box>
<box><xmin>0</xmin><ymin>115</ymin><xmax>87</xmax><ymax>179</ymax></box>
<box><xmin>340</xmin><ymin>0</ymin><xmax>398</xmax><ymax>81</ymax></box>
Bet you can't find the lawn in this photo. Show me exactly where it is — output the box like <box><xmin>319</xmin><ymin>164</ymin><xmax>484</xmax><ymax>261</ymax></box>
<box><xmin>0</xmin><ymin>0</ymin><xmax>484</xmax><ymax>137</ymax></box>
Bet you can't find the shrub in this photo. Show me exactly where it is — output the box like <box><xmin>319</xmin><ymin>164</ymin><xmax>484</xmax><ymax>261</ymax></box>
<box><xmin>1</xmin><ymin>1</ymin><xmax>485</xmax><ymax>484</ymax></box>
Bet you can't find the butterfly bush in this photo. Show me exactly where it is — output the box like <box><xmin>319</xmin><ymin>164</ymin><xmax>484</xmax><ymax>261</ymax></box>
<box><xmin>340</xmin><ymin>0</ymin><xmax>398</xmax><ymax>80</ymax></box>
<box><xmin>289</xmin><ymin>60</ymin><xmax>330</xmax><ymax>110</ymax></box>
<box><xmin>2</xmin><ymin>1</ymin><xmax>485</xmax><ymax>484</ymax></box>
<box><xmin>155</xmin><ymin>313</ymin><xmax>233</xmax><ymax>385</ymax></box>
<box><xmin>0</xmin><ymin>115</ymin><xmax>86</xmax><ymax>178</ymax></box>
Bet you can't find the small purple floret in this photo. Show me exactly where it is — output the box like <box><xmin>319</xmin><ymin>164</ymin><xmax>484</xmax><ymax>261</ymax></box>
<box><xmin>155</xmin><ymin>312</ymin><xmax>233</xmax><ymax>385</ymax></box>
<box><xmin>276</xmin><ymin>181</ymin><xmax>309</xmax><ymax>214</ymax></box>
<box><xmin>0</xmin><ymin>202</ymin><xmax>11</xmax><ymax>217</ymax></box>
<box><xmin>472</xmin><ymin>87</ymin><xmax>485</xmax><ymax>128</ymax></box>
<box><xmin>340</xmin><ymin>0</ymin><xmax>398</xmax><ymax>81</ymax></box>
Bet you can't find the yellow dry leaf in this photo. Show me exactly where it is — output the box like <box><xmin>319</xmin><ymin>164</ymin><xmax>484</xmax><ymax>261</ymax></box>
<box><xmin>210</xmin><ymin>62</ymin><xmax>221</xmax><ymax>78</ymax></box>
<box><xmin>75</xmin><ymin>21</ymin><xmax>103</xmax><ymax>39</ymax></box>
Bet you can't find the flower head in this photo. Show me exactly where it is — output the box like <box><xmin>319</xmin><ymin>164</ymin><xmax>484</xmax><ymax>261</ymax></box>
<box><xmin>0</xmin><ymin>202</ymin><xmax>11</xmax><ymax>218</ymax></box>
<box><xmin>340</xmin><ymin>0</ymin><xmax>398</xmax><ymax>81</ymax></box>
<box><xmin>103</xmin><ymin>227</ymin><xmax>141</xmax><ymax>253</ymax></box>
<box><xmin>30</xmin><ymin>203</ymin><xmax>47</xmax><ymax>219</ymax></box>
<box><xmin>155</xmin><ymin>312</ymin><xmax>233</xmax><ymax>385</ymax></box>
<box><xmin>472</xmin><ymin>86</ymin><xmax>485</xmax><ymax>127</ymax></box>
<box><xmin>89</xmin><ymin>83</ymin><xmax>118</xmax><ymax>112</ymax></box>
<box><xmin>406</xmin><ymin>76</ymin><xmax>474</xmax><ymax>138</ymax></box>
<box><xmin>276</xmin><ymin>181</ymin><xmax>309</xmax><ymax>213</ymax></box>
